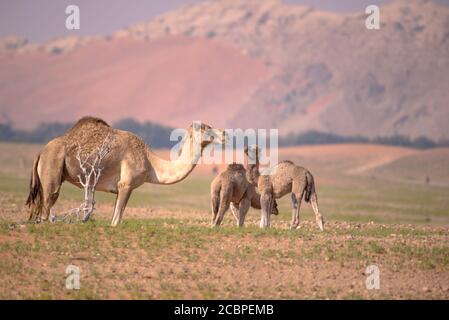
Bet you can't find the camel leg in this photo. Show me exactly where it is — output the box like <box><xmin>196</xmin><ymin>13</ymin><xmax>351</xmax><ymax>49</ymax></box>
<box><xmin>260</xmin><ymin>193</ymin><xmax>272</xmax><ymax>228</ymax></box>
<box><xmin>33</xmin><ymin>144</ymin><xmax>64</xmax><ymax>222</ymax></box>
<box><xmin>211</xmin><ymin>193</ymin><xmax>220</xmax><ymax>225</ymax></box>
<box><xmin>214</xmin><ymin>200</ymin><xmax>230</xmax><ymax>227</ymax></box>
<box><xmin>40</xmin><ymin>186</ymin><xmax>61</xmax><ymax>222</ymax></box>
<box><xmin>290</xmin><ymin>193</ymin><xmax>299</xmax><ymax>228</ymax></box>
<box><xmin>111</xmin><ymin>183</ymin><xmax>132</xmax><ymax>227</ymax></box>
<box><xmin>213</xmin><ymin>185</ymin><xmax>232</xmax><ymax>227</ymax></box>
<box><xmin>291</xmin><ymin>180</ymin><xmax>306</xmax><ymax>229</ymax></box>
<box><xmin>30</xmin><ymin>174</ymin><xmax>61</xmax><ymax>222</ymax></box>
<box><xmin>238</xmin><ymin>198</ymin><xmax>251</xmax><ymax>227</ymax></box>
<box><xmin>310</xmin><ymin>193</ymin><xmax>324</xmax><ymax>231</ymax></box>
<box><xmin>290</xmin><ymin>192</ymin><xmax>304</xmax><ymax>229</ymax></box>
<box><xmin>230</xmin><ymin>203</ymin><xmax>240</xmax><ymax>226</ymax></box>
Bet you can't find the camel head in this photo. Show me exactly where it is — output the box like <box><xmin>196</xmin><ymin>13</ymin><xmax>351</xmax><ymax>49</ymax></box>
<box><xmin>244</xmin><ymin>144</ymin><xmax>260</xmax><ymax>163</ymax></box>
<box><xmin>189</xmin><ymin>121</ymin><xmax>227</xmax><ymax>149</ymax></box>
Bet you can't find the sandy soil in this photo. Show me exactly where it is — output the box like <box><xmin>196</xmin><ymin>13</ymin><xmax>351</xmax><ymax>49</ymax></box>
<box><xmin>1</xmin><ymin>206</ymin><xmax>448</xmax><ymax>300</ymax></box>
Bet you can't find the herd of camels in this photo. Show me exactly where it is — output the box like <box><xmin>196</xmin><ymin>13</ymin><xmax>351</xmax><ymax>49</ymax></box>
<box><xmin>26</xmin><ymin>116</ymin><xmax>324</xmax><ymax>230</ymax></box>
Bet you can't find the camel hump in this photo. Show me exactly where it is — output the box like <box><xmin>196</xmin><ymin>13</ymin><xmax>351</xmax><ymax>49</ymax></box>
<box><xmin>64</xmin><ymin>116</ymin><xmax>114</xmax><ymax>156</ymax></box>
<box><xmin>69</xmin><ymin>116</ymin><xmax>110</xmax><ymax>131</ymax></box>
<box><xmin>279</xmin><ymin>160</ymin><xmax>295</xmax><ymax>165</ymax></box>
<box><xmin>227</xmin><ymin>163</ymin><xmax>245</xmax><ymax>171</ymax></box>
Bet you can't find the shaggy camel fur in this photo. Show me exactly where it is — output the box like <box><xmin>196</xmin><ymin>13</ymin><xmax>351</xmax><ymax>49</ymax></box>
<box><xmin>210</xmin><ymin>163</ymin><xmax>278</xmax><ymax>227</ymax></box>
<box><xmin>26</xmin><ymin>117</ymin><xmax>226</xmax><ymax>226</ymax></box>
<box><xmin>245</xmin><ymin>147</ymin><xmax>324</xmax><ymax>230</ymax></box>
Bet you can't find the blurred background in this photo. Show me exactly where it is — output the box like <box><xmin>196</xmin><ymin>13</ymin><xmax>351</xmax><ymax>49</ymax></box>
<box><xmin>1</xmin><ymin>0</ymin><xmax>449</xmax><ymax>143</ymax></box>
<box><xmin>0</xmin><ymin>0</ymin><xmax>448</xmax><ymax>224</ymax></box>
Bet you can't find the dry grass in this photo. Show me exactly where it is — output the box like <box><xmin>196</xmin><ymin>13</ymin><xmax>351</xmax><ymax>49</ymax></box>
<box><xmin>1</xmin><ymin>218</ymin><xmax>448</xmax><ymax>299</ymax></box>
<box><xmin>1</xmin><ymin>142</ymin><xmax>448</xmax><ymax>299</ymax></box>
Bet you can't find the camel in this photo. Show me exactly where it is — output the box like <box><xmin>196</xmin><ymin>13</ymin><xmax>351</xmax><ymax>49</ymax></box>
<box><xmin>26</xmin><ymin>116</ymin><xmax>226</xmax><ymax>226</ymax></box>
<box><xmin>245</xmin><ymin>146</ymin><xmax>325</xmax><ymax>230</ymax></box>
<box><xmin>210</xmin><ymin>163</ymin><xmax>278</xmax><ymax>227</ymax></box>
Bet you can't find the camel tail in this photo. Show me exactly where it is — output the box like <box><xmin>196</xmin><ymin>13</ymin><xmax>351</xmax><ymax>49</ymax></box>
<box><xmin>304</xmin><ymin>170</ymin><xmax>316</xmax><ymax>203</ymax></box>
<box><xmin>26</xmin><ymin>154</ymin><xmax>43</xmax><ymax>220</ymax></box>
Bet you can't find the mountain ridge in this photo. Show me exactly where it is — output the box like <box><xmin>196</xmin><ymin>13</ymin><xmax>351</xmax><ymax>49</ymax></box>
<box><xmin>1</xmin><ymin>0</ymin><xmax>448</xmax><ymax>139</ymax></box>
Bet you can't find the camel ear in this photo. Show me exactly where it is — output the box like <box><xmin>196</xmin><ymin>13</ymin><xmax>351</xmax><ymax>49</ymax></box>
<box><xmin>192</xmin><ymin>121</ymin><xmax>202</xmax><ymax>131</ymax></box>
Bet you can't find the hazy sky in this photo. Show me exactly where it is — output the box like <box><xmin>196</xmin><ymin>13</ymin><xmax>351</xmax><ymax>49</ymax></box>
<box><xmin>0</xmin><ymin>0</ymin><xmax>447</xmax><ymax>42</ymax></box>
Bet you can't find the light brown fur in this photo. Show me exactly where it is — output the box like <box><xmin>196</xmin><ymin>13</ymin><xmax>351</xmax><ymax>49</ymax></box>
<box><xmin>210</xmin><ymin>163</ymin><xmax>278</xmax><ymax>227</ymax></box>
<box><xmin>245</xmin><ymin>148</ymin><xmax>324</xmax><ymax>230</ymax></box>
<box><xmin>26</xmin><ymin>116</ymin><xmax>226</xmax><ymax>226</ymax></box>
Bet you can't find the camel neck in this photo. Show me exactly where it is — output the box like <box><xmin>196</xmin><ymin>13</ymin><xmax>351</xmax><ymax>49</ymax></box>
<box><xmin>246</xmin><ymin>163</ymin><xmax>260</xmax><ymax>186</ymax></box>
<box><xmin>145</xmin><ymin>133</ymin><xmax>201</xmax><ymax>185</ymax></box>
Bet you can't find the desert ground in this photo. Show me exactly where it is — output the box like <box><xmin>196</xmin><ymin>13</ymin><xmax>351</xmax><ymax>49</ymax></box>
<box><xmin>0</xmin><ymin>142</ymin><xmax>448</xmax><ymax>299</ymax></box>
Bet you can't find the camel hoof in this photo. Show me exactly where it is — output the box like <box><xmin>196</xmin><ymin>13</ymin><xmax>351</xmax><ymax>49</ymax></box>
<box><xmin>34</xmin><ymin>217</ymin><xmax>43</xmax><ymax>224</ymax></box>
<box><xmin>317</xmin><ymin>219</ymin><xmax>324</xmax><ymax>231</ymax></box>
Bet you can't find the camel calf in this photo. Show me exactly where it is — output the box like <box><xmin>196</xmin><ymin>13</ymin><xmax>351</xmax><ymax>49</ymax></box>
<box><xmin>245</xmin><ymin>147</ymin><xmax>325</xmax><ymax>230</ymax></box>
<box><xmin>210</xmin><ymin>163</ymin><xmax>278</xmax><ymax>227</ymax></box>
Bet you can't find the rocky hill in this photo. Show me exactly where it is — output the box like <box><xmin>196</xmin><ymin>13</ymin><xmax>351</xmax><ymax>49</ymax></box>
<box><xmin>1</xmin><ymin>0</ymin><xmax>448</xmax><ymax>139</ymax></box>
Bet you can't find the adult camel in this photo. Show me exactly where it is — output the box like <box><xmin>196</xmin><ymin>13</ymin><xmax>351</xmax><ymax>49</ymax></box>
<box><xmin>26</xmin><ymin>117</ymin><xmax>226</xmax><ymax>226</ymax></box>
